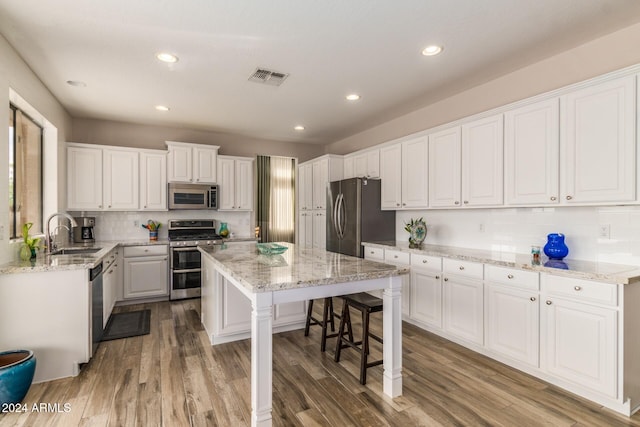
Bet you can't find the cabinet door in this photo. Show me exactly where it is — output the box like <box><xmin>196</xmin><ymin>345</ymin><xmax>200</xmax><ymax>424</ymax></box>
<box><xmin>140</xmin><ymin>151</ymin><xmax>167</xmax><ymax>210</ymax></box>
<box><xmin>367</xmin><ymin>150</ymin><xmax>380</xmax><ymax>178</ymax></box>
<box><xmin>379</xmin><ymin>144</ymin><xmax>402</xmax><ymax>209</ymax></box>
<box><xmin>486</xmin><ymin>284</ymin><xmax>539</xmax><ymax>367</ymax></box>
<box><xmin>67</xmin><ymin>145</ymin><xmax>103</xmax><ymax>210</ymax></box>
<box><xmin>123</xmin><ymin>255</ymin><xmax>168</xmax><ymax>299</ymax></box>
<box><xmin>312</xmin><ymin>210</ymin><xmax>326</xmax><ymax>249</ymax></box>
<box><xmin>505</xmin><ymin>99</ymin><xmax>560</xmax><ymax>205</ymax></box>
<box><xmin>312</xmin><ymin>158</ymin><xmax>329</xmax><ymax>210</ymax></box>
<box><xmin>167</xmin><ymin>145</ymin><xmax>192</xmax><ymax>183</ymax></box>
<box><xmin>273</xmin><ymin>301</ymin><xmax>308</xmax><ymax>327</ymax></box>
<box><xmin>410</xmin><ymin>269</ymin><xmax>443</xmax><ymax>329</ymax></box>
<box><xmin>401</xmin><ymin>137</ymin><xmax>429</xmax><ymax>208</ymax></box>
<box><xmin>235</xmin><ymin>159</ymin><xmax>254</xmax><ymax>211</ymax></box>
<box><xmin>461</xmin><ymin>114</ymin><xmax>504</xmax><ymax>206</ymax></box>
<box><xmin>103</xmin><ymin>265</ymin><xmax>114</xmax><ymax>327</ymax></box>
<box><xmin>353</xmin><ymin>153</ymin><xmax>368</xmax><ymax>177</ymax></box>
<box><xmin>298</xmin><ymin>212</ymin><xmax>308</xmax><ymax>247</ymax></box>
<box><xmin>443</xmin><ymin>275</ymin><xmax>484</xmax><ymax>345</ymax></box>
<box><xmin>543</xmin><ymin>297</ymin><xmax>617</xmax><ymax>398</ymax></box>
<box><xmin>298</xmin><ymin>164</ymin><xmax>313</xmax><ymax>211</ymax></box>
<box><xmin>219</xmin><ymin>277</ymin><xmax>252</xmax><ymax>334</ymax></box>
<box><xmin>103</xmin><ymin>149</ymin><xmax>139</xmax><ymax>210</ymax></box>
<box><xmin>562</xmin><ymin>76</ymin><xmax>636</xmax><ymax>203</ymax></box>
<box><xmin>217</xmin><ymin>157</ymin><xmax>235</xmax><ymax>210</ymax></box>
<box><xmin>343</xmin><ymin>157</ymin><xmax>354</xmax><ymax>179</ymax></box>
<box><xmin>304</xmin><ymin>212</ymin><xmax>313</xmax><ymax>248</ymax></box>
<box><xmin>429</xmin><ymin>127</ymin><xmax>461</xmax><ymax>207</ymax></box>
<box><xmin>193</xmin><ymin>146</ymin><xmax>218</xmax><ymax>184</ymax></box>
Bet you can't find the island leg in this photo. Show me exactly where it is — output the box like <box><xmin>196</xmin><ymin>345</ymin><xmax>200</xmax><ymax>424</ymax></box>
<box><xmin>251</xmin><ymin>292</ymin><xmax>273</xmax><ymax>427</ymax></box>
<box><xmin>382</xmin><ymin>275</ymin><xmax>403</xmax><ymax>397</ymax></box>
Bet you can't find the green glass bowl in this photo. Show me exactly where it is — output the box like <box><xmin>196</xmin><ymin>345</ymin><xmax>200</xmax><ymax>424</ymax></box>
<box><xmin>256</xmin><ymin>243</ymin><xmax>288</xmax><ymax>256</ymax></box>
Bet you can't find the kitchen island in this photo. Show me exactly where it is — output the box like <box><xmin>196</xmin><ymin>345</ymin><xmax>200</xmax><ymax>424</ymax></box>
<box><xmin>199</xmin><ymin>242</ymin><xmax>409</xmax><ymax>427</ymax></box>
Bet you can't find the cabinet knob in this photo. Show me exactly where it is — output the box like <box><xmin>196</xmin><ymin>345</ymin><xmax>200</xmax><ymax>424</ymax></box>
<box><xmin>99</xmin><ymin>205</ymin><xmax>102</xmax><ymax>208</ymax></box>
<box><xmin>396</xmin><ymin>203</ymin><xmax>400</xmax><ymax>207</ymax></box>
<box><xmin>459</xmin><ymin>266</ymin><xmax>465</xmax><ymax>270</ymax></box>
<box><xmin>402</xmin><ymin>203</ymin><xmax>406</xmax><ymax>206</ymax></box>
<box><xmin>444</xmin><ymin>277</ymin><xmax>449</xmax><ymax>282</ymax></box>
<box><xmin>108</xmin><ymin>205</ymin><xmax>111</xmax><ymax>208</ymax></box>
<box><xmin>455</xmin><ymin>201</ymin><xmax>460</xmax><ymax>205</ymax></box>
<box><xmin>566</xmin><ymin>195</ymin><xmax>573</xmax><ymax>200</ymax></box>
<box><xmin>507</xmin><ymin>274</ymin><xmax>514</xmax><ymax>279</ymax></box>
<box><xmin>422</xmin><ymin>259</ymin><xmax>428</xmax><ymax>264</ymax></box>
<box><xmin>394</xmin><ymin>255</ymin><xmax>398</xmax><ymax>259</ymax></box>
<box><xmin>550</xmin><ymin>196</ymin><xmax>557</xmax><ymax>201</ymax></box>
<box><xmin>196</xmin><ymin>179</ymin><xmax>200</xmax><ymax>182</ymax></box>
<box><xmin>238</xmin><ymin>206</ymin><xmax>241</xmax><ymax>209</ymax></box>
<box><xmin>463</xmin><ymin>201</ymin><xmax>469</xmax><ymax>204</ymax></box>
<box><xmin>232</xmin><ymin>206</ymin><xmax>236</xmax><ymax>209</ymax></box>
<box><xmin>530</xmin><ymin>297</ymin><xmax>536</xmax><ymax>302</ymax></box>
<box><xmin>144</xmin><ymin>205</ymin><xmax>147</xmax><ymax>208</ymax></box>
<box><xmin>574</xmin><ymin>286</ymin><xmax>582</xmax><ymax>291</ymax></box>
<box><xmin>370</xmin><ymin>251</ymin><xmax>374</xmax><ymax>254</ymax></box>
<box><xmin>546</xmin><ymin>300</ymin><xmax>552</xmax><ymax>305</ymax></box>
<box><xmin>435</xmin><ymin>275</ymin><xmax>440</xmax><ymax>279</ymax></box>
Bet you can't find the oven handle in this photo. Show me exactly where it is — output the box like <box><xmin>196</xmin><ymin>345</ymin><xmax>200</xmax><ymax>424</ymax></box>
<box><xmin>172</xmin><ymin>268</ymin><xmax>202</xmax><ymax>274</ymax></box>
<box><xmin>171</xmin><ymin>247</ymin><xmax>201</xmax><ymax>252</ymax></box>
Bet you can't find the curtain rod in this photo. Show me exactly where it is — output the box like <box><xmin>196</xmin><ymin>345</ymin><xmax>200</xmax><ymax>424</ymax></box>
<box><xmin>256</xmin><ymin>154</ymin><xmax>297</xmax><ymax>161</ymax></box>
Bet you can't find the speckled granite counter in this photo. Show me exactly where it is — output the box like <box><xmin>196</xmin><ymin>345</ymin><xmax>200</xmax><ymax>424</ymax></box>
<box><xmin>362</xmin><ymin>241</ymin><xmax>640</xmax><ymax>285</ymax></box>
<box><xmin>199</xmin><ymin>241</ymin><xmax>409</xmax><ymax>293</ymax></box>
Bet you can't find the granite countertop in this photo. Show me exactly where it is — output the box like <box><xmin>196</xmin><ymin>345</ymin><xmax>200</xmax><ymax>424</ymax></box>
<box><xmin>199</xmin><ymin>241</ymin><xmax>409</xmax><ymax>293</ymax></box>
<box><xmin>363</xmin><ymin>241</ymin><xmax>640</xmax><ymax>285</ymax></box>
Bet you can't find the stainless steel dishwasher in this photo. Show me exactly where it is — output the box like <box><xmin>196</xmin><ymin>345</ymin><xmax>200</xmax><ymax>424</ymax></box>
<box><xmin>89</xmin><ymin>262</ymin><xmax>104</xmax><ymax>355</ymax></box>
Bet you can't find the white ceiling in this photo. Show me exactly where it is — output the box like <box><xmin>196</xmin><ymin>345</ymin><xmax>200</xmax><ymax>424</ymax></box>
<box><xmin>1</xmin><ymin>1</ymin><xmax>640</xmax><ymax>145</ymax></box>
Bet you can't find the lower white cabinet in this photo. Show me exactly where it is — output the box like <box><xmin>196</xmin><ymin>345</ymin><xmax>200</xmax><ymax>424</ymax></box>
<box><xmin>102</xmin><ymin>248</ymin><xmax>120</xmax><ymax>326</ymax></box>
<box><xmin>312</xmin><ymin>210</ymin><xmax>326</xmax><ymax>249</ymax></box>
<box><xmin>123</xmin><ymin>245</ymin><xmax>168</xmax><ymax>299</ymax></box>
<box><xmin>410</xmin><ymin>268</ymin><xmax>443</xmax><ymax>329</ymax></box>
<box><xmin>298</xmin><ymin>212</ymin><xmax>314</xmax><ymax>248</ymax></box>
<box><xmin>443</xmin><ymin>274</ymin><xmax>484</xmax><ymax>346</ymax></box>
<box><xmin>384</xmin><ymin>249</ymin><xmax>411</xmax><ymax>316</ymax></box>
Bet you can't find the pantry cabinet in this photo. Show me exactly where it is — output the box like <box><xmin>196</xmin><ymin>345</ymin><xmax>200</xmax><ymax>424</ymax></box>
<box><xmin>166</xmin><ymin>141</ymin><xmax>220</xmax><ymax>184</ymax></box>
<box><xmin>217</xmin><ymin>155</ymin><xmax>254</xmax><ymax>211</ymax></box>
<box><xmin>504</xmin><ymin>98</ymin><xmax>560</xmax><ymax>205</ymax></box>
<box><xmin>380</xmin><ymin>137</ymin><xmax>428</xmax><ymax>209</ymax></box>
<box><xmin>561</xmin><ymin>76</ymin><xmax>636</xmax><ymax>204</ymax></box>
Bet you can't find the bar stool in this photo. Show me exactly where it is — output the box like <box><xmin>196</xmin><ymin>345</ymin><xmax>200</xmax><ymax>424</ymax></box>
<box><xmin>334</xmin><ymin>292</ymin><xmax>383</xmax><ymax>385</ymax></box>
<box><xmin>304</xmin><ymin>297</ymin><xmax>351</xmax><ymax>352</ymax></box>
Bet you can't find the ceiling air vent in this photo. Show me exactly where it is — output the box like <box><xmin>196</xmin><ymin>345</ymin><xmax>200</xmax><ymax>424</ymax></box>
<box><xmin>248</xmin><ymin>68</ymin><xmax>289</xmax><ymax>86</ymax></box>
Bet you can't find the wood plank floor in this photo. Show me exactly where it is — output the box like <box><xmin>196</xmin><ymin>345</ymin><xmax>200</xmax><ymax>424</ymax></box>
<box><xmin>2</xmin><ymin>298</ymin><xmax>640</xmax><ymax>426</ymax></box>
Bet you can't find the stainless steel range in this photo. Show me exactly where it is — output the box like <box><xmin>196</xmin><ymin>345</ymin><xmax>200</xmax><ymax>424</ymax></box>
<box><xmin>168</xmin><ymin>219</ymin><xmax>223</xmax><ymax>300</ymax></box>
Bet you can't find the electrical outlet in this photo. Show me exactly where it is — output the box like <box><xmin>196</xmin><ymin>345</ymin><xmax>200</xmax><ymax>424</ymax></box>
<box><xmin>599</xmin><ymin>224</ymin><xmax>610</xmax><ymax>239</ymax></box>
<box><xmin>479</xmin><ymin>223</ymin><xmax>485</xmax><ymax>232</ymax></box>
<box><xmin>134</xmin><ymin>220</ymin><xmax>139</xmax><ymax>228</ymax></box>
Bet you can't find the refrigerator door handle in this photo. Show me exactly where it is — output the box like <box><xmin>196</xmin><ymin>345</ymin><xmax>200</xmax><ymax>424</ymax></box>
<box><xmin>333</xmin><ymin>194</ymin><xmax>341</xmax><ymax>239</ymax></box>
<box><xmin>338</xmin><ymin>193</ymin><xmax>346</xmax><ymax>239</ymax></box>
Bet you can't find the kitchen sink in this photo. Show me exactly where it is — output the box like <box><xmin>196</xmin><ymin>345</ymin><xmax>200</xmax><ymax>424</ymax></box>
<box><xmin>52</xmin><ymin>247</ymin><xmax>102</xmax><ymax>255</ymax></box>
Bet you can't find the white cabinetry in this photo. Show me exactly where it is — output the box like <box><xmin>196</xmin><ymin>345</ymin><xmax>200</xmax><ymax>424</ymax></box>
<box><xmin>312</xmin><ymin>210</ymin><xmax>326</xmax><ymax>249</ymax></box>
<box><xmin>410</xmin><ymin>255</ymin><xmax>443</xmax><ymax>330</ymax></box>
<box><xmin>166</xmin><ymin>141</ymin><xmax>220</xmax><ymax>184</ymax></box>
<box><xmin>103</xmin><ymin>148</ymin><xmax>139</xmax><ymax>210</ymax></box>
<box><xmin>123</xmin><ymin>245</ymin><xmax>168</xmax><ymax>299</ymax></box>
<box><xmin>344</xmin><ymin>149</ymin><xmax>380</xmax><ymax>179</ymax></box>
<box><xmin>429</xmin><ymin>127</ymin><xmax>461</xmax><ymax>207</ymax></box>
<box><xmin>505</xmin><ymin>98</ymin><xmax>560</xmax><ymax>205</ymax></box>
<box><xmin>140</xmin><ymin>150</ymin><xmax>168</xmax><ymax>210</ymax></box>
<box><xmin>380</xmin><ymin>137</ymin><xmax>428</xmax><ymax>209</ymax></box>
<box><xmin>67</xmin><ymin>145</ymin><xmax>103</xmax><ymax>210</ymax></box>
<box><xmin>102</xmin><ymin>248</ymin><xmax>120</xmax><ymax>327</ymax></box>
<box><xmin>485</xmin><ymin>266</ymin><xmax>539</xmax><ymax>367</ymax></box>
<box><xmin>442</xmin><ymin>259</ymin><xmax>484</xmax><ymax>345</ymax></box>
<box><xmin>217</xmin><ymin>155</ymin><xmax>254</xmax><ymax>211</ymax></box>
<box><xmin>384</xmin><ymin>250</ymin><xmax>411</xmax><ymax>316</ymax></box>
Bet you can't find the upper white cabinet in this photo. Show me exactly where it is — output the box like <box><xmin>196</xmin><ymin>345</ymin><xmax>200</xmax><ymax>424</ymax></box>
<box><xmin>103</xmin><ymin>148</ymin><xmax>139</xmax><ymax>210</ymax></box>
<box><xmin>429</xmin><ymin>127</ymin><xmax>462</xmax><ymax>207</ymax></box>
<box><xmin>140</xmin><ymin>150</ymin><xmax>168</xmax><ymax>211</ymax></box>
<box><xmin>344</xmin><ymin>149</ymin><xmax>380</xmax><ymax>179</ymax></box>
<box><xmin>217</xmin><ymin>156</ymin><xmax>254</xmax><ymax>211</ymax></box>
<box><xmin>380</xmin><ymin>137</ymin><xmax>428</xmax><ymax>209</ymax></box>
<box><xmin>505</xmin><ymin>98</ymin><xmax>560</xmax><ymax>205</ymax></box>
<box><xmin>312</xmin><ymin>158</ymin><xmax>329</xmax><ymax>210</ymax></box>
<box><xmin>298</xmin><ymin>163</ymin><xmax>313</xmax><ymax>211</ymax></box>
<box><xmin>561</xmin><ymin>76</ymin><xmax>636</xmax><ymax>204</ymax></box>
<box><xmin>166</xmin><ymin>141</ymin><xmax>220</xmax><ymax>184</ymax></box>
<box><xmin>461</xmin><ymin>114</ymin><xmax>504</xmax><ymax>206</ymax></box>
<box><xmin>68</xmin><ymin>145</ymin><xmax>103</xmax><ymax>210</ymax></box>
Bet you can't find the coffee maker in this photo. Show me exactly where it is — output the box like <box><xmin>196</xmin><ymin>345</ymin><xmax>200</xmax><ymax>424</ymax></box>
<box><xmin>73</xmin><ymin>216</ymin><xmax>96</xmax><ymax>245</ymax></box>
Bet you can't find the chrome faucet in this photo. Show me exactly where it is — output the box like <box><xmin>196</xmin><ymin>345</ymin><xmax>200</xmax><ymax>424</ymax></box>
<box><xmin>45</xmin><ymin>212</ymin><xmax>78</xmax><ymax>254</ymax></box>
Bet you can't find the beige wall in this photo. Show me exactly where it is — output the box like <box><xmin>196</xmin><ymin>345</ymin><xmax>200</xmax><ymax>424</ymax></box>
<box><xmin>325</xmin><ymin>22</ymin><xmax>640</xmax><ymax>155</ymax></box>
<box><xmin>0</xmin><ymin>34</ymin><xmax>72</xmax><ymax>264</ymax></box>
<box><xmin>71</xmin><ymin>118</ymin><xmax>324</xmax><ymax>162</ymax></box>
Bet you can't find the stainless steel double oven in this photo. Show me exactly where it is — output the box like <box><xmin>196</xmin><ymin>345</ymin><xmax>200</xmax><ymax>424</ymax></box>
<box><xmin>168</xmin><ymin>219</ymin><xmax>222</xmax><ymax>300</ymax></box>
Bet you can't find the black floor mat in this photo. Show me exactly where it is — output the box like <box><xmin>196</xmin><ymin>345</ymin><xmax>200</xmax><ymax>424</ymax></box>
<box><xmin>101</xmin><ymin>309</ymin><xmax>150</xmax><ymax>341</ymax></box>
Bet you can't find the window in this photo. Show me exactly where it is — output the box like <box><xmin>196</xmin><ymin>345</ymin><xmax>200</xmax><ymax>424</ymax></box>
<box><xmin>9</xmin><ymin>104</ymin><xmax>43</xmax><ymax>239</ymax></box>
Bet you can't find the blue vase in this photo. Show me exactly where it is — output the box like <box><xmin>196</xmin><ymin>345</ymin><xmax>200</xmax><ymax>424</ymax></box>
<box><xmin>544</xmin><ymin>233</ymin><xmax>569</xmax><ymax>260</ymax></box>
<box><xmin>0</xmin><ymin>350</ymin><xmax>36</xmax><ymax>406</ymax></box>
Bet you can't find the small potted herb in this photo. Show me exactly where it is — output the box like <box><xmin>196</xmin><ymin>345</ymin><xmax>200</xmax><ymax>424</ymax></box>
<box><xmin>20</xmin><ymin>222</ymin><xmax>41</xmax><ymax>261</ymax></box>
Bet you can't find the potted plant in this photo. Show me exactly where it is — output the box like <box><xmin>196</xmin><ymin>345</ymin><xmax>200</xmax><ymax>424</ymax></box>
<box><xmin>404</xmin><ymin>217</ymin><xmax>427</xmax><ymax>248</ymax></box>
<box><xmin>19</xmin><ymin>222</ymin><xmax>41</xmax><ymax>261</ymax></box>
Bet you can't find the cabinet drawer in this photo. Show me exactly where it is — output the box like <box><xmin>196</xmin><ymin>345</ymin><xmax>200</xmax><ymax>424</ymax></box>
<box><xmin>542</xmin><ymin>274</ymin><xmax>617</xmax><ymax>306</ymax></box>
<box><xmin>443</xmin><ymin>258</ymin><xmax>483</xmax><ymax>279</ymax></box>
<box><xmin>486</xmin><ymin>265</ymin><xmax>539</xmax><ymax>290</ymax></box>
<box><xmin>364</xmin><ymin>246</ymin><xmax>384</xmax><ymax>261</ymax></box>
<box><xmin>123</xmin><ymin>245</ymin><xmax>168</xmax><ymax>257</ymax></box>
<box><xmin>385</xmin><ymin>250</ymin><xmax>410</xmax><ymax>265</ymax></box>
<box><xmin>411</xmin><ymin>254</ymin><xmax>442</xmax><ymax>272</ymax></box>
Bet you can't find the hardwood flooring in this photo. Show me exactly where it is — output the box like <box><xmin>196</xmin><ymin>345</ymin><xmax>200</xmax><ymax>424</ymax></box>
<box><xmin>2</xmin><ymin>298</ymin><xmax>640</xmax><ymax>426</ymax></box>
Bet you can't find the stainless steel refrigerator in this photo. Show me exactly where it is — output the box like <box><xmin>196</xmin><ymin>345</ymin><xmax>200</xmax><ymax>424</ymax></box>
<box><xmin>326</xmin><ymin>178</ymin><xmax>396</xmax><ymax>257</ymax></box>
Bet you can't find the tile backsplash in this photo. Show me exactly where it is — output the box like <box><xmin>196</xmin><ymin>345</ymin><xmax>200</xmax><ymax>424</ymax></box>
<box><xmin>396</xmin><ymin>206</ymin><xmax>640</xmax><ymax>266</ymax></box>
<box><xmin>88</xmin><ymin>210</ymin><xmax>252</xmax><ymax>241</ymax></box>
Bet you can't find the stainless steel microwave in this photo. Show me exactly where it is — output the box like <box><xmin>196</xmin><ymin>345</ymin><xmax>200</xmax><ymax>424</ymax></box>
<box><xmin>168</xmin><ymin>183</ymin><xmax>219</xmax><ymax>210</ymax></box>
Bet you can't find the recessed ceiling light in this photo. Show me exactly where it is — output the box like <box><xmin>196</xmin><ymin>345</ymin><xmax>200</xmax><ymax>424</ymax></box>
<box><xmin>66</xmin><ymin>80</ymin><xmax>87</xmax><ymax>87</ymax></box>
<box><xmin>294</xmin><ymin>125</ymin><xmax>305</xmax><ymax>131</ymax></box>
<box><xmin>155</xmin><ymin>105</ymin><xmax>170</xmax><ymax>111</ymax></box>
<box><xmin>422</xmin><ymin>45</ymin><xmax>443</xmax><ymax>56</ymax></box>
<box><xmin>346</xmin><ymin>94</ymin><xmax>361</xmax><ymax>101</ymax></box>
<box><xmin>156</xmin><ymin>52</ymin><xmax>178</xmax><ymax>63</ymax></box>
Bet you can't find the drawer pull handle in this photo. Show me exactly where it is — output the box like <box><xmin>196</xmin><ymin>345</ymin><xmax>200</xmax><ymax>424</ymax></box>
<box><xmin>574</xmin><ymin>286</ymin><xmax>582</xmax><ymax>291</ymax></box>
<box><xmin>444</xmin><ymin>278</ymin><xmax>449</xmax><ymax>282</ymax></box>
<box><xmin>459</xmin><ymin>266</ymin><xmax>465</xmax><ymax>270</ymax></box>
<box><xmin>530</xmin><ymin>297</ymin><xmax>536</xmax><ymax>302</ymax></box>
<box><xmin>454</xmin><ymin>201</ymin><xmax>460</xmax><ymax>205</ymax></box>
<box><xmin>422</xmin><ymin>259</ymin><xmax>428</xmax><ymax>264</ymax></box>
<box><xmin>546</xmin><ymin>300</ymin><xmax>552</xmax><ymax>305</ymax></box>
<box><xmin>507</xmin><ymin>274</ymin><xmax>514</xmax><ymax>279</ymax></box>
